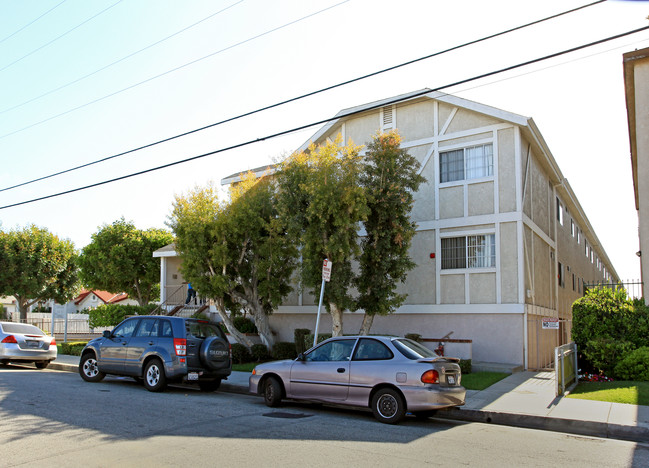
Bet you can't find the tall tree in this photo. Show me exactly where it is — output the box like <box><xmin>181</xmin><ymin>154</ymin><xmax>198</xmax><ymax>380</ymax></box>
<box><xmin>169</xmin><ymin>176</ymin><xmax>298</xmax><ymax>348</ymax></box>
<box><xmin>276</xmin><ymin>135</ymin><xmax>368</xmax><ymax>336</ymax></box>
<box><xmin>356</xmin><ymin>131</ymin><xmax>425</xmax><ymax>334</ymax></box>
<box><xmin>0</xmin><ymin>225</ymin><xmax>80</xmax><ymax>321</ymax></box>
<box><xmin>79</xmin><ymin>219</ymin><xmax>173</xmax><ymax>306</ymax></box>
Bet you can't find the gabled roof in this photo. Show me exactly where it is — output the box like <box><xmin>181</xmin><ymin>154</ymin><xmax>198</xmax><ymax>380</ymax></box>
<box><xmin>74</xmin><ymin>290</ymin><xmax>130</xmax><ymax>305</ymax></box>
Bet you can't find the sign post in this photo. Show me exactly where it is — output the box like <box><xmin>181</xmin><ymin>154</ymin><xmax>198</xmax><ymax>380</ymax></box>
<box><xmin>313</xmin><ymin>259</ymin><xmax>332</xmax><ymax>347</ymax></box>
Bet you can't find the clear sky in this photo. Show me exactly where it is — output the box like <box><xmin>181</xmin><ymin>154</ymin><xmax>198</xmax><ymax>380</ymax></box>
<box><xmin>0</xmin><ymin>0</ymin><xmax>647</xmax><ymax>281</ymax></box>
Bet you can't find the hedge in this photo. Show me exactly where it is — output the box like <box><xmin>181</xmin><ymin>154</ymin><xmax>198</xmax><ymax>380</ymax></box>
<box><xmin>88</xmin><ymin>303</ymin><xmax>157</xmax><ymax>328</ymax></box>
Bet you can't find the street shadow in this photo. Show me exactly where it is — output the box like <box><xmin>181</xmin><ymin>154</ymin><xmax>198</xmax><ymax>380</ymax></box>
<box><xmin>0</xmin><ymin>367</ymin><xmax>461</xmax><ymax>445</ymax></box>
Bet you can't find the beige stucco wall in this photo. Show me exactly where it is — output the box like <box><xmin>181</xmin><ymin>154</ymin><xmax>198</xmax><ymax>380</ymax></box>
<box><xmin>269</xmin><ymin>311</ymin><xmax>525</xmax><ymax>365</ymax></box>
<box><xmin>440</xmin><ymin>185</ymin><xmax>464</xmax><ymax>218</ymax></box>
<box><xmin>396</xmin><ymin>230</ymin><xmax>436</xmax><ymax>304</ymax></box>
<box><xmin>468</xmin><ymin>181</ymin><xmax>494</xmax><ymax>216</ymax></box>
<box><xmin>500</xmin><ymin>222</ymin><xmax>519</xmax><ymax>303</ymax></box>
<box><xmin>498</xmin><ymin>127</ymin><xmax>517</xmax><ymax>213</ymax></box>
<box><xmin>396</xmin><ymin>100</ymin><xmax>436</xmax><ymax>141</ymax></box>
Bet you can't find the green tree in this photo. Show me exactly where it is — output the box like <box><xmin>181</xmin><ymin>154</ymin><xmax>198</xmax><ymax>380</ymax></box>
<box><xmin>169</xmin><ymin>177</ymin><xmax>297</xmax><ymax>349</ymax></box>
<box><xmin>276</xmin><ymin>135</ymin><xmax>368</xmax><ymax>336</ymax></box>
<box><xmin>79</xmin><ymin>218</ymin><xmax>173</xmax><ymax>306</ymax></box>
<box><xmin>0</xmin><ymin>225</ymin><xmax>80</xmax><ymax>321</ymax></box>
<box><xmin>356</xmin><ymin>131</ymin><xmax>425</xmax><ymax>334</ymax></box>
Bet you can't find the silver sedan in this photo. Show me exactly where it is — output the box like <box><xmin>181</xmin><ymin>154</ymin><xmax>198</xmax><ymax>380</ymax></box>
<box><xmin>250</xmin><ymin>335</ymin><xmax>466</xmax><ymax>424</ymax></box>
<box><xmin>0</xmin><ymin>321</ymin><xmax>57</xmax><ymax>369</ymax></box>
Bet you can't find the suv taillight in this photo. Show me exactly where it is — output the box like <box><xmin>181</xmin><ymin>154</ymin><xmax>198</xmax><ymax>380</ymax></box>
<box><xmin>174</xmin><ymin>338</ymin><xmax>187</xmax><ymax>356</ymax></box>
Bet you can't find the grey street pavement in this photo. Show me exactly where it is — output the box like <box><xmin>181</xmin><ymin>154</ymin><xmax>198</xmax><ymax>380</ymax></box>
<box><xmin>50</xmin><ymin>354</ymin><xmax>649</xmax><ymax>443</ymax></box>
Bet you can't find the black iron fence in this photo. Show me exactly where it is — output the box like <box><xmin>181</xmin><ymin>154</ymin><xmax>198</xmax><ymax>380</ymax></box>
<box><xmin>583</xmin><ymin>280</ymin><xmax>644</xmax><ymax>300</ymax></box>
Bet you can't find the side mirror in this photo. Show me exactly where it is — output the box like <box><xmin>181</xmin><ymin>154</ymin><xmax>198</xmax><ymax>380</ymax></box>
<box><xmin>297</xmin><ymin>353</ymin><xmax>305</xmax><ymax>361</ymax></box>
<box><xmin>103</xmin><ymin>330</ymin><xmax>111</xmax><ymax>338</ymax></box>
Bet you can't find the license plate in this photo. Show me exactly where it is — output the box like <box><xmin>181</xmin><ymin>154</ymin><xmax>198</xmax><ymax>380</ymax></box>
<box><xmin>27</xmin><ymin>341</ymin><xmax>40</xmax><ymax>348</ymax></box>
<box><xmin>187</xmin><ymin>372</ymin><xmax>199</xmax><ymax>381</ymax></box>
<box><xmin>447</xmin><ymin>375</ymin><xmax>455</xmax><ymax>385</ymax></box>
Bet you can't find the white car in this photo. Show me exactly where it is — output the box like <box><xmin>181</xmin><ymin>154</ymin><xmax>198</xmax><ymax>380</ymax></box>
<box><xmin>0</xmin><ymin>322</ymin><xmax>57</xmax><ymax>369</ymax></box>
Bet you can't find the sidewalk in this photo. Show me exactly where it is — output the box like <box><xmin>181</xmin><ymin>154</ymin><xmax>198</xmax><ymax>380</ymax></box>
<box><xmin>51</xmin><ymin>355</ymin><xmax>649</xmax><ymax>443</ymax></box>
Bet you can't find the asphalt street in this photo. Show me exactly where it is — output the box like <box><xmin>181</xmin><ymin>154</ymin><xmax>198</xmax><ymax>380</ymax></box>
<box><xmin>1</xmin><ymin>365</ymin><xmax>648</xmax><ymax>467</ymax></box>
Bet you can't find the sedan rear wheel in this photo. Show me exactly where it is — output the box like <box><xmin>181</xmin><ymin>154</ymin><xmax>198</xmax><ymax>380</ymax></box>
<box><xmin>79</xmin><ymin>354</ymin><xmax>105</xmax><ymax>382</ymax></box>
<box><xmin>371</xmin><ymin>388</ymin><xmax>405</xmax><ymax>424</ymax></box>
<box><xmin>263</xmin><ymin>377</ymin><xmax>282</xmax><ymax>407</ymax></box>
<box><xmin>143</xmin><ymin>358</ymin><xmax>167</xmax><ymax>392</ymax></box>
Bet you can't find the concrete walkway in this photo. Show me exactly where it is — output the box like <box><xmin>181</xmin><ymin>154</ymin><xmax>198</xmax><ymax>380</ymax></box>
<box><xmin>50</xmin><ymin>355</ymin><xmax>649</xmax><ymax>443</ymax></box>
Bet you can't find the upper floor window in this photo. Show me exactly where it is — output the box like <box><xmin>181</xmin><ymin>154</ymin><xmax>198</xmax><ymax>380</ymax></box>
<box><xmin>440</xmin><ymin>144</ymin><xmax>493</xmax><ymax>183</ymax></box>
<box><xmin>556</xmin><ymin>197</ymin><xmax>564</xmax><ymax>225</ymax></box>
<box><xmin>441</xmin><ymin>234</ymin><xmax>496</xmax><ymax>269</ymax></box>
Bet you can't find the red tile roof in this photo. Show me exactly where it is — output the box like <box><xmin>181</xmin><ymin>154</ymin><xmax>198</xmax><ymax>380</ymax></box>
<box><xmin>74</xmin><ymin>290</ymin><xmax>130</xmax><ymax>305</ymax></box>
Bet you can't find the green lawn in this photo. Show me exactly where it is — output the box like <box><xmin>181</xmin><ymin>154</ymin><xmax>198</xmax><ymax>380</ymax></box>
<box><xmin>232</xmin><ymin>362</ymin><xmax>259</xmax><ymax>372</ymax></box>
<box><xmin>461</xmin><ymin>372</ymin><xmax>509</xmax><ymax>391</ymax></box>
<box><xmin>567</xmin><ymin>380</ymin><xmax>649</xmax><ymax>406</ymax></box>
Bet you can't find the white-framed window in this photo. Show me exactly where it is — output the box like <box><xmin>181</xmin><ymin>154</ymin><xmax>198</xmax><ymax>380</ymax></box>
<box><xmin>440</xmin><ymin>143</ymin><xmax>493</xmax><ymax>183</ymax></box>
<box><xmin>571</xmin><ymin>219</ymin><xmax>575</xmax><ymax>237</ymax></box>
<box><xmin>556</xmin><ymin>197</ymin><xmax>564</xmax><ymax>225</ymax></box>
<box><xmin>441</xmin><ymin>234</ymin><xmax>496</xmax><ymax>270</ymax></box>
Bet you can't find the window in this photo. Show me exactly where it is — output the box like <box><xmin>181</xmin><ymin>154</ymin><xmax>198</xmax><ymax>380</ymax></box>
<box><xmin>558</xmin><ymin>262</ymin><xmax>564</xmax><ymax>288</ymax></box>
<box><xmin>112</xmin><ymin>319</ymin><xmax>137</xmax><ymax>338</ymax></box>
<box><xmin>353</xmin><ymin>339</ymin><xmax>394</xmax><ymax>361</ymax></box>
<box><xmin>441</xmin><ymin>234</ymin><xmax>495</xmax><ymax>269</ymax></box>
<box><xmin>571</xmin><ymin>220</ymin><xmax>575</xmax><ymax>237</ymax></box>
<box><xmin>440</xmin><ymin>144</ymin><xmax>493</xmax><ymax>183</ymax></box>
<box><xmin>306</xmin><ymin>339</ymin><xmax>355</xmax><ymax>362</ymax></box>
<box><xmin>135</xmin><ymin>318</ymin><xmax>159</xmax><ymax>337</ymax></box>
<box><xmin>556</xmin><ymin>198</ymin><xmax>564</xmax><ymax>225</ymax></box>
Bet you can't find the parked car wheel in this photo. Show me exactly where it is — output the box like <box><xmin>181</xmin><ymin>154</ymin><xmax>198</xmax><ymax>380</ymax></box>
<box><xmin>263</xmin><ymin>377</ymin><xmax>283</xmax><ymax>407</ymax></box>
<box><xmin>198</xmin><ymin>379</ymin><xmax>221</xmax><ymax>392</ymax></box>
<box><xmin>371</xmin><ymin>388</ymin><xmax>405</xmax><ymax>424</ymax></box>
<box><xmin>79</xmin><ymin>353</ymin><xmax>105</xmax><ymax>382</ymax></box>
<box><xmin>35</xmin><ymin>361</ymin><xmax>49</xmax><ymax>369</ymax></box>
<box><xmin>143</xmin><ymin>358</ymin><xmax>167</xmax><ymax>392</ymax></box>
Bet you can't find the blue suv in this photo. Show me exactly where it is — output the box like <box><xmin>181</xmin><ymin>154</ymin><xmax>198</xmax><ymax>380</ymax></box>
<box><xmin>79</xmin><ymin>316</ymin><xmax>231</xmax><ymax>392</ymax></box>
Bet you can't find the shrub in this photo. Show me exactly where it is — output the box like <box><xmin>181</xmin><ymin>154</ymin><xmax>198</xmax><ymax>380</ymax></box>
<box><xmin>459</xmin><ymin>359</ymin><xmax>472</xmax><ymax>375</ymax></box>
<box><xmin>572</xmin><ymin>288</ymin><xmax>649</xmax><ymax>375</ymax></box>
<box><xmin>59</xmin><ymin>342</ymin><xmax>88</xmax><ymax>356</ymax></box>
<box><xmin>272</xmin><ymin>342</ymin><xmax>297</xmax><ymax>360</ymax></box>
<box><xmin>231</xmin><ymin>343</ymin><xmax>252</xmax><ymax>364</ymax></box>
<box><xmin>88</xmin><ymin>304</ymin><xmax>157</xmax><ymax>328</ymax></box>
<box><xmin>614</xmin><ymin>347</ymin><xmax>649</xmax><ymax>381</ymax></box>
<box><xmin>251</xmin><ymin>343</ymin><xmax>271</xmax><ymax>362</ymax></box>
<box><xmin>294</xmin><ymin>328</ymin><xmax>311</xmax><ymax>355</ymax></box>
<box><xmin>233</xmin><ymin>316</ymin><xmax>257</xmax><ymax>334</ymax></box>
<box><xmin>405</xmin><ymin>333</ymin><xmax>422</xmax><ymax>342</ymax></box>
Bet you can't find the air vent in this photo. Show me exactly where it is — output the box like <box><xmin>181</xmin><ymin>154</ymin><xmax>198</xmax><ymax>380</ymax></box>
<box><xmin>381</xmin><ymin>105</ymin><xmax>394</xmax><ymax>129</ymax></box>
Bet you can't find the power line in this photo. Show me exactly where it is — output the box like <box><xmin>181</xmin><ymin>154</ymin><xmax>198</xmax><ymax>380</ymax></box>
<box><xmin>0</xmin><ymin>0</ymin><xmax>67</xmax><ymax>45</ymax></box>
<box><xmin>2</xmin><ymin>24</ymin><xmax>647</xmax><ymax>211</ymax></box>
<box><xmin>0</xmin><ymin>0</ymin><xmax>244</xmax><ymax>116</ymax></box>
<box><xmin>0</xmin><ymin>0</ymin><xmax>350</xmax><ymax>141</ymax></box>
<box><xmin>0</xmin><ymin>0</ymin><xmax>605</xmax><ymax>193</ymax></box>
<box><xmin>0</xmin><ymin>1</ymin><xmax>123</xmax><ymax>73</ymax></box>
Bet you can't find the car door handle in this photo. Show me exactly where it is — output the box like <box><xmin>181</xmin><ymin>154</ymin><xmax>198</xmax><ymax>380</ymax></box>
<box><xmin>148</xmin><ymin>341</ymin><xmax>154</xmax><ymax>346</ymax></box>
<box><xmin>337</xmin><ymin>368</ymin><xmax>345</xmax><ymax>373</ymax></box>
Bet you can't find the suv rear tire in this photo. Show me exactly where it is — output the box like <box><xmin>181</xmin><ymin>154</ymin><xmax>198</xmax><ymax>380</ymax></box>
<box><xmin>143</xmin><ymin>358</ymin><xmax>167</xmax><ymax>392</ymax></box>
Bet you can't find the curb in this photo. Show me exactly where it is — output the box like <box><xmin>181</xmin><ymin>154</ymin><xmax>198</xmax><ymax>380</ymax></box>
<box><xmin>434</xmin><ymin>408</ymin><xmax>649</xmax><ymax>444</ymax></box>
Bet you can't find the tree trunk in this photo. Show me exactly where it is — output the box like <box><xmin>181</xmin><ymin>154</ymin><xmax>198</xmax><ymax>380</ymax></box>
<box><xmin>15</xmin><ymin>295</ymin><xmax>37</xmax><ymax>322</ymax></box>
<box><xmin>330</xmin><ymin>303</ymin><xmax>343</xmax><ymax>337</ymax></box>
<box><xmin>359</xmin><ymin>313</ymin><xmax>374</xmax><ymax>335</ymax></box>
<box><xmin>250</xmin><ymin>304</ymin><xmax>275</xmax><ymax>349</ymax></box>
<box><xmin>214</xmin><ymin>299</ymin><xmax>254</xmax><ymax>349</ymax></box>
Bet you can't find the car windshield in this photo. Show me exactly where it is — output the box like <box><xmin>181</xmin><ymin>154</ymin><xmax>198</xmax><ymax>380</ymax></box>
<box><xmin>1</xmin><ymin>323</ymin><xmax>44</xmax><ymax>335</ymax></box>
<box><xmin>392</xmin><ymin>338</ymin><xmax>437</xmax><ymax>360</ymax></box>
<box><xmin>186</xmin><ymin>321</ymin><xmax>223</xmax><ymax>339</ymax></box>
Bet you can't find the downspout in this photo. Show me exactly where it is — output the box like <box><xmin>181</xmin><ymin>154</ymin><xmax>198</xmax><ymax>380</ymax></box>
<box><xmin>521</xmin><ymin>143</ymin><xmax>532</xmax><ymax>370</ymax></box>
